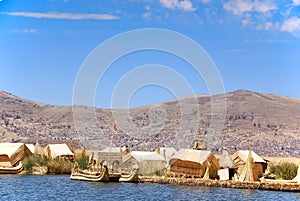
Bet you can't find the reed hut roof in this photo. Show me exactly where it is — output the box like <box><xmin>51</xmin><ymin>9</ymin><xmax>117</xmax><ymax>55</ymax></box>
<box><xmin>88</xmin><ymin>147</ymin><xmax>123</xmax><ymax>163</ymax></box>
<box><xmin>219</xmin><ymin>149</ymin><xmax>235</xmax><ymax>169</ymax></box>
<box><xmin>99</xmin><ymin>147</ymin><xmax>121</xmax><ymax>153</ymax></box>
<box><xmin>155</xmin><ymin>147</ymin><xmax>177</xmax><ymax>162</ymax></box>
<box><xmin>25</xmin><ymin>144</ymin><xmax>35</xmax><ymax>154</ymax></box>
<box><xmin>34</xmin><ymin>141</ymin><xmax>45</xmax><ymax>156</ymax></box>
<box><xmin>0</xmin><ymin>143</ymin><xmax>32</xmax><ymax>166</ymax></box>
<box><xmin>123</xmin><ymin>151</ymin><xmax>165</xmax><ymax>163</ymax></box>
<box><xmin>170</xmin><ymin>149</ymin><xmax>213</xmax><ymax>165</ymax></box>
<box><xmin>232</xmin><ymin>150</ymin><xmax>266</xmax><ymax>164</ymax></box>
<box><xmin>25</xmin><ymin>142</ymin><xmax>44</xmax><ymax>156</ymax></box>
<box><xmin>44</xmin><ymin>144</ymin><xmax>74</xmax><ymax>159</ymax></box>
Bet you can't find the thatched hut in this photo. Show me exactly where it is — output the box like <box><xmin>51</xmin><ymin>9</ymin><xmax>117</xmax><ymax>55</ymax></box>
<box><xmin>122</xmin><ymin>151</ymin><xmax>166</xmax><ymax>175</ymax></box>
<box><xmin>89</xmin><ymin>147</ymin><xmax>123</xmax><ymax>173</ymax></box>
<box><xmin>155</xmin><ymin>147</ymin><xmax>177</xmax><ymax>166</ymax></box>
<box><xmin>25</xmin><ymin>140</ymin><xmax>44</xmax><ymax>156</ymax></box>
<box><xmin>44</xmin><ymin>144</ymin><xmax>74</xmax><ymax>159</ymax></box>
<box><xmin>231</xmin><ymin>150</ymin><xmax>267</xmax><ymax>181</ymax></box>
<box><xmin>34</xmin><ymin>140</ymin><xmax>45</xmax><ymax>156</ymax></box>
<box><xmin>169</xmin><ymin>149</ymin><xmax>220</xmax><ymax>178</ymax></box>
<box><xmin>0</xmin><ymin>143</ymin><xmax>32</xmax><ymax>167</ymax></box>
<box><xmin>217</xmin><ymin>148</ymin><xmax>236</xmax><ymax>180</ymax></box>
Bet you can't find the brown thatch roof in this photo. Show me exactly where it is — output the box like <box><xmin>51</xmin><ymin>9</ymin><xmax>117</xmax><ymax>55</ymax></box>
<box><xmin>219</xmin><ymin>148</ymin><xmax>235</xmax><ymax>169</ymax></box>
<box><xmin>0</xmin><ymin>143</ymin><xmax>32</xmax><ymax>166</ymax></box>
<box><xmin>34</xmin><ymin>140</ymin><xmax>44</xmax><ymax>156</ymax></box>
<box><xmin>44</xmin><ymin>144</ymin><xmax>74</xmax><ymax>159</ymax></box>
<box><xmin>232</xmin><ymin>150</ymin><xmax>266</xmax><ymax>165</ymax></box>
<box><xmin>170</xmin><ymin>149</ymin><xmax>210</xmax><ymax>164</ymax></box>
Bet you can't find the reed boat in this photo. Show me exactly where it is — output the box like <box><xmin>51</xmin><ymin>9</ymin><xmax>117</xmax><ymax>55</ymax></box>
<box><xmin>70</xmin><ymin>164</ymin><xmax>109</xmax><ymax>182</ymax></box>
<box><xmin>109</xmin><ymin>172</ymin><xmax>122</xmax><ymax>182</ymax></box>
<box><xmin>119</xmin><ymin>164</ymin><xmax>139</xmax><ymax>183</ymax></box>
<box><xmin>0</xmin><ymin>162</ymin><xmax>23</xmax><ymax>174</ymax></box>
<box><xmin>119</xmin><ymin>172</ymin><xmax>139</xmax><ymax>183</ymax></box>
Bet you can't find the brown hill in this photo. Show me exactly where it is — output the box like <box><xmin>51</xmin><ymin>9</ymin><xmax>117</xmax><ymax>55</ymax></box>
<box><xmin>0</xmin><ymin>90</ymin><xmax>300</xmax><ymax>157</ymax></box>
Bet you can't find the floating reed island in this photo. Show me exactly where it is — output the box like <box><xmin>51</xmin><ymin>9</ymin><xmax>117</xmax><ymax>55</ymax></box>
<box><xmin>140</xmin><ymin>176</ymin><xmax>300</xmax><ymax>192</ymax></box>
<box><xmin>2</xmin><ymin>141</ymin><xmax>300</xmax><ymax>192</ymax></box>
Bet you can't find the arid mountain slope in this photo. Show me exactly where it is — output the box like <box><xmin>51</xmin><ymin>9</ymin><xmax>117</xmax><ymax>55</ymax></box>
<box><xmin>0</xmin><ymin>90</ymin><xmax>300</xmax><ymax>156</ymax></box>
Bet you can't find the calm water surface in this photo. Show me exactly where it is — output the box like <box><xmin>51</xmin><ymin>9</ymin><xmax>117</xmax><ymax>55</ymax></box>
<box><xmin>0</xmin><ymin>175</ymin><xmax>300</xmax><ymax>201</ymax></box>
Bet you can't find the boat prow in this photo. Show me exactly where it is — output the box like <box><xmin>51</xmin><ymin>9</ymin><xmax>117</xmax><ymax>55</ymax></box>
<box><xmin>119</xmin><ymin>164</ymin><xmax>139</xmax><ymax>183</ymax></box>
<box><xmin>70</xmin><ymin>165</ymin><xmax>109</xmax><ymax>182</ymax></box>
<box><xmin>119</xmin><ymin>172</ymin><xmax>139</xmax><ymax>183</ymax></box>
<box><xmin>0</xmin><ymin>162</ymin><xmax>23</xmax><ymax>174</ymax></box>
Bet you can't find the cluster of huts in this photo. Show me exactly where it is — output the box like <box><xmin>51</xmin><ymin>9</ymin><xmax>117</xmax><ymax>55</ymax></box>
<box><xmin>0</xmin><ymin>141</ymin><xmax>270</xmax><ymax>181</ymax></box>
<box><xmin>86</xmin><ymin>142</ymin><xmax>269</xmax><ymax>182</ymax></box>
<box><xmin>0</xmin><ymin>142</ymin><xmax>74</xmax><ymax>172</ymax></box>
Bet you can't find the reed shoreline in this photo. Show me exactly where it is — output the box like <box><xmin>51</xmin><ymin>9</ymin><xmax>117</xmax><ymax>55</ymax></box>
<box><xmin>139</xmin><ymin>176</ymin><xmax>300</xmax><ymax>192</ymax></box>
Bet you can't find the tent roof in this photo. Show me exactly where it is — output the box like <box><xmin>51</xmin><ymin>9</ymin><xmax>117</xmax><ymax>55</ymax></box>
<box><xmin>0</xmin><ymin>143</ymin><xmax>25</xmax><ymax>158</ymax></box>
<box><xmin>88</xmin><ymin>147</ymin><xmax>122</xmax><ymax>155</ymax></box>
<box><xmin>157</xmin><ymin>147</ymin><xmax>177</xmax><ymax>153</ymax></box>
<box><xmin>232</xmin><ymin>150</ymin><xmax>266</xmax><ymax>163</ymax></box>
<box><xmin>131</xmin><ymin>151</ymin><xmax>165</xmax><ymax>162</ymax></box>
<box><xmin>45</xmin><ymin>144</ymin><xmax>74</xmax><ymax>158</ymax></box>
<box><xmin>99</xmin><ymin>147</ymin><xmax>121</xmax><ymax>153</ymax></box>
<box><xmin>156</xmin><ymin>147</ymin><xmax>177</xmax><ymax>159</ymax></box>
<box><xmin>170</xmin><ymin>149</ymin><xmax>212</xmax><ymax>164</ymax></box>
<box><xmin>26</xmin><ymin>144</ymin><xmax>35</xmax><ymax>154</ymax></box>
<box><xmin>34</xmin><ymin>141</ymin><xmax>44</xmax><ymax>155</ymax></box>
<box><xmin>219</xmin><ymin>149</ymin><xmax>235</xmax><ymax>169</ymax></box>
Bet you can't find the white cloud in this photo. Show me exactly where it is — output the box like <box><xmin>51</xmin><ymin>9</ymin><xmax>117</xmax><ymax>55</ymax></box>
<box><xmin>23</xmin><ymin>29</ymin><xmax>38</xmax><ymax>33</ymax></box>
<box><xmin>142</xmin><ymin>12</ymin><xmax>151</xmax><ymax>18</ymax></box>
<box><xmin>197</xmin><ymin>0</ymin><xmax>211</xmax><ymax>3</ymax></box>
<box><xmin>281</xmin><ymin>16</ymin><xmax>300</xmax><ymax>32</ymax></box>
<box><xmin>292</xmin><ymin>0</ymin><xmax>300</xmax><ymax>6</ymax></box>
<box><xmin>159</xmin><ymin>0</ymin><xmax>196</xmax><ymax>11</ymax></box>
<box><xmin>265</xmin><ymin>22</ymin><xmax>273</xmax><ymax>30</ymax></box>
<box><xmin>245</xmin><ymin>39</ymin><xmax>292</xmax><ymax>43</ymax></box>
<box><xmin>242</xmin><ymin>18</ymin><xmax>251</xmax><ymax>26</ymax></box>
<box><xmin>2</xmin><ymin>12</ymin><xmax>119</xmax><ymax>20</ymax></box>
<box><xmin>254</xmin><ymin>1</ymin><xmax>277</xmax><ymax>13</ymax></box>
<box><xmin>12</xmin><ymin>28</ymin><xmax>40</xmax><ymax>34</ymax></box>
<box><xmin>223</xmin><ymin>0</ymin><xmax>254</xmax><ymax>15</ymax></box>
<box><xmin>264</xmin><ymin>21</ymin><xmax>280</xmax><ymax>30</ymax></box>
<box><xmin>223</xmin><ymin>0</ymin><xmax>277</xmax><ymax>15</ymax></box>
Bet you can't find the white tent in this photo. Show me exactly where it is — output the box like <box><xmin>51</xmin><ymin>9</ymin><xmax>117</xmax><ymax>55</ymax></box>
<box><xmin>44</xmin><ymin>144</ymin><xmax>74</xmax><ymax>159</ymax></box>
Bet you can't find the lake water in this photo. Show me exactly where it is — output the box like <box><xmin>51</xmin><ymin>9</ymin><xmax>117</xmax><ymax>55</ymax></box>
<box><xmin>0</xmin><ymin>175</ymin><xmax>300</xmax><ymax>201</ymax></box>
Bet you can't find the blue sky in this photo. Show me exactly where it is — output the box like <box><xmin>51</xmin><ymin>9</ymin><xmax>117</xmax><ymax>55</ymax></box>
<box><xmin>0</xmin><ymin>0</ymin><xmax>299</xmax><ymax>108</ymax></box>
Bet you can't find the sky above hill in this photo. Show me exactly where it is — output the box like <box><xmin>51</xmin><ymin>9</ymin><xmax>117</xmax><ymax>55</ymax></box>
<box><xmin>0</xmin><ymin>0</ymin><xmax>299</xmax><ymax>108</ymax></box>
